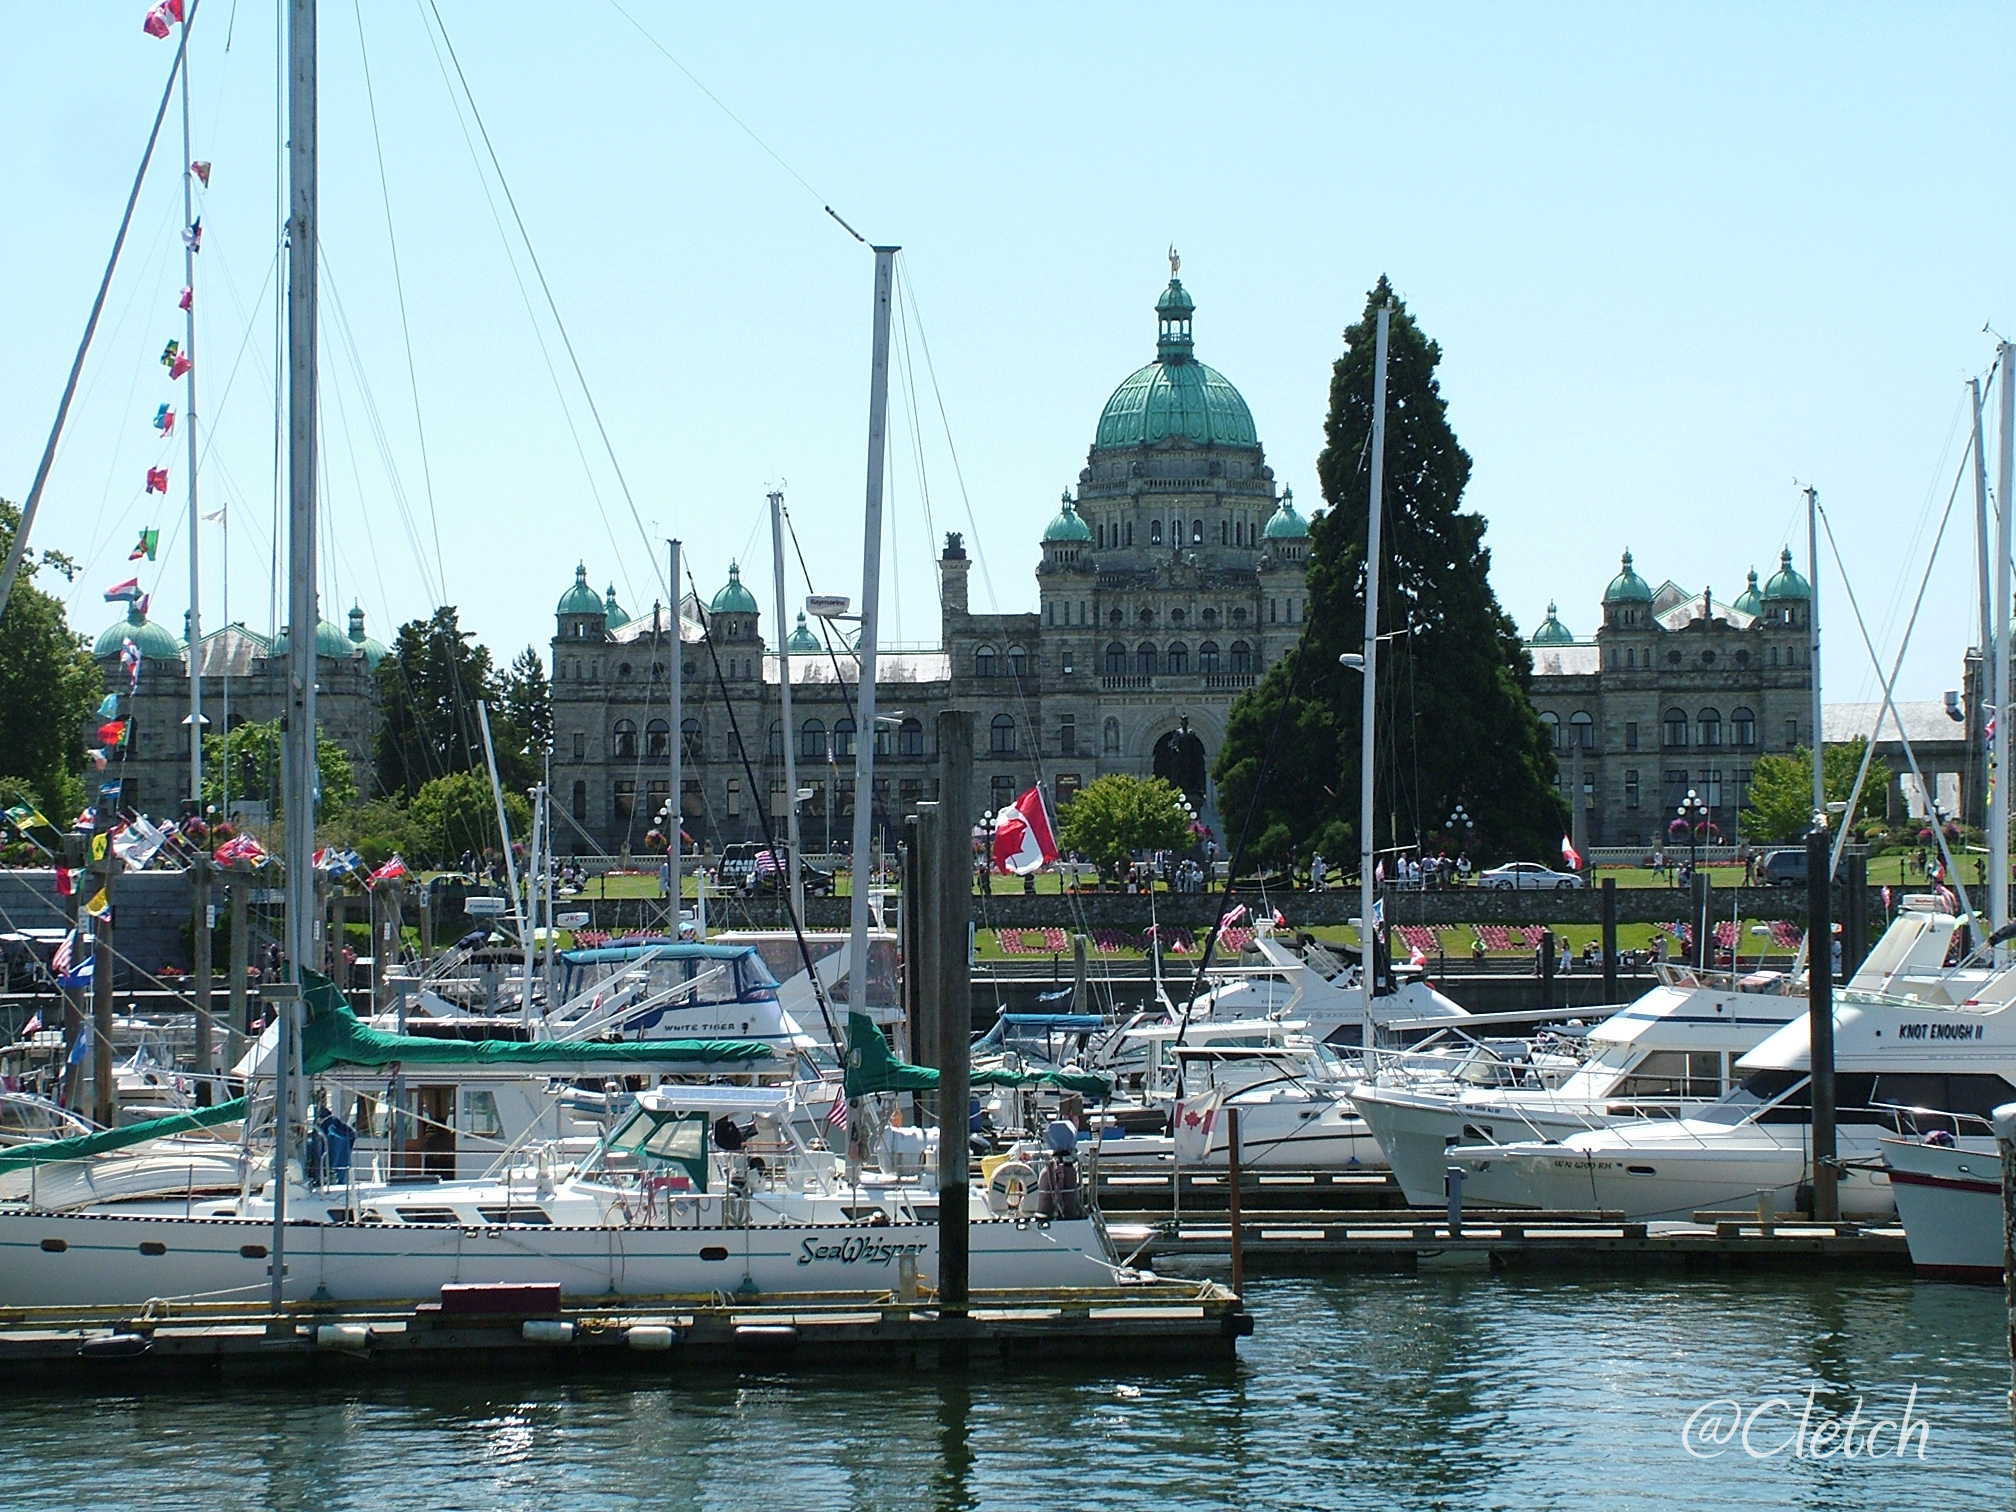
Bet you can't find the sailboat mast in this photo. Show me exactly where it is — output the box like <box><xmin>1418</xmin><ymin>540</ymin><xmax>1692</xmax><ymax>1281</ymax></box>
<box><xmin>178</xmin><ymin>22</ymin><xmax>215</xmax><ymax>1093</ymax></box>
<box><xmin>846</xmin><ymin>247</ymin><xmax>898</xmax><ymax>1029</ymax></box>
<box><xmin>276</xmin><ymin>0</ymin><xmax>320</xmax><ymax>1311</ymax></box>
<box><xmin>1357</xmin><ymin>303</ymin><xmax>1391</xmax><ymax>1046</ymax></box>
<box><xmin>1995</xmin><ymin>342</ymin><xmax>2014</xmax><ymax>951</ymax></box>
<box><xmin>770</xmin><ymin>492</ymin><xmax>804</xmax><ymax>921</ymax></box>
<box><xmin>666</xmin><ymin>538</ymin><xmax>682</xmax><ymax>933</ymax></box>
<box><xmin>1806</xmin><ymin>487</ymin><xmax>1823</xmax><ymax>826</ymax></box>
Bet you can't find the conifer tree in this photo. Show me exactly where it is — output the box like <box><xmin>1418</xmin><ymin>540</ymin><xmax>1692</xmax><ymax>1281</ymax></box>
<box><xmin>1214</xmin><ymin>280</ymin><xmax>1566</xmax><ymax>867</ymax></box>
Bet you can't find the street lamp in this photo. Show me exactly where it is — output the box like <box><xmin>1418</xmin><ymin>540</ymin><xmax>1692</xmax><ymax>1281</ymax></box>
<box><xmin>1674</xmin><ymin>789</ymin><xmax>1710</xmax><ymax>878</ymax></box>
<box><xmin>1446</xmin><ymin>803</ymin><xmax>1473</xmax><ymax>886</ymax></box>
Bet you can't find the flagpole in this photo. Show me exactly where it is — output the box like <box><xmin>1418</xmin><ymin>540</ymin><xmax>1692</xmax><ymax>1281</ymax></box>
<box><xmin>178</xmin><ymin>13</ymin><xmax>216</xmax><ymax>1097</ymax></box>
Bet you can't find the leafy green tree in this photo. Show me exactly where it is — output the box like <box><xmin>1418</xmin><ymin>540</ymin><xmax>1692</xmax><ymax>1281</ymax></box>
<box><xmin>202</xmin><ymin>717</ymin><xmax>358</xmax><ymax>819</ymax></box>
<box><xmin>0</xmin><ymin>499</ymin><xmax>97</xmax><ymax>820</ymax></box>
<box><xmin>1214</xmin><ymin>279</ymin><xmax>1566</xmax><ymax>866</ymax></box>
<box><xmin>1056</xmin><ymin>774</ymin><xmax>1192</xmax><ymax>877</ymax></box>
<box><xmin>320</xmin><ymin>797</ymin><xmax>422</xmax><ymax>870</ymax></box>
<box><xmin>409</xmin><ymin>769</ymin><xmax>532</xmax><ymax>866</ymax></box>
<box><xmin>1740</xmin><ymin>739</ymin><xmax>1890</xmax><ymax>844</ymax></box>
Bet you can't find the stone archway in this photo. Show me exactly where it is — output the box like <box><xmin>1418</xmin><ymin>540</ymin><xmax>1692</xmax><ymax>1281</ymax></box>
<box><xmin>1152</xmin><ymin>717</ymin><xmax>1209</xmax><ymax>808</ymax></box>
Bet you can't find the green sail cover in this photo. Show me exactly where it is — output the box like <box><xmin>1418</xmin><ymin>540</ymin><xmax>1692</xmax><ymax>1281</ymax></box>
<box><xmin>843</xmin><ymin>1013</ymin><xmax>1112</xmax><ymax>1099</ymax></box>
<box><xmin>298</xmin><ymin>971</ymin><xmax>777</xmax><ymax>1073</ymax></box>
<box><xmin>0</xmin><ymin>1097</ymin><xmax>249</xmax><ymax>1175</ymax></box>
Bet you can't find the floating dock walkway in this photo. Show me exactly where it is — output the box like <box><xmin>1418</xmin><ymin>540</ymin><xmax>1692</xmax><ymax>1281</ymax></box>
<box><xmin>0</xmin><ymin>1280</ymin><xmax>1252</xmax><ymax>1383</ymax></box>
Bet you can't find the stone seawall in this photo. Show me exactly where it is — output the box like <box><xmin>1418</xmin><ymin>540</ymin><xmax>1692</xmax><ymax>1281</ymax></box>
<box><xmin>0</xmin><ymin>870</ymin><xmax>193</xmax><ymax>986</ymax></box>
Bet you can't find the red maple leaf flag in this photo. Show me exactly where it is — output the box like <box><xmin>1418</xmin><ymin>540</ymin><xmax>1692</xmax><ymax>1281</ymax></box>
<box><xmin>1561</xmin><ymin>835</ymin><xmax>1583</xmax><ymax>871</ymax></box>
<box><xmin>143</xmin><ymin>6</ymin><xmax>172</xmax><ymax>38</ymax></box>
<box><xmin>991</xmin><ymin>786</ymin><xmax>1058</xmax><ymax>875</ymax></box>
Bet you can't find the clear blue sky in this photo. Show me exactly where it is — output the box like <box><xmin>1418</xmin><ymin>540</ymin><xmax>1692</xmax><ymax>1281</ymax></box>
<box><xmin>5</xmin><ymin>3</ymin><xmax>2011</xmax><ymax>706</ymax></box>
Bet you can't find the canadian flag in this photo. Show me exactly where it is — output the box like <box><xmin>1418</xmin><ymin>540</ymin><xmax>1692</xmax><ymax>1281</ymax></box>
<box><xmin>1561</xmin><ymin>835</ymin><xmax>1584</xmax><ymax>870</ymax></box>
<box><xmin>991</xmin><ymin>786</ymin><xmax>1059</xmax><ymax>875</ymax></box>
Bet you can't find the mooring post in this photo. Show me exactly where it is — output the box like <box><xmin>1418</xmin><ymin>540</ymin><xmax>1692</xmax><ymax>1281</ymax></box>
<box><xmin>913</xmin><ymin>805</ymin><xmax>941</xmax><ymax>1076</ymax></box>
<box><xmin>1600</xmin><ymin>876</ymin><xmax>1619</xmax><ymax>1004</ymax></box>
<box><xmin>1993</xmin><ymin>1103</ymin><xmax>2016</xmax><ymax>1476</ymax></box>
<box><xmin>1447</xmin><ymin>1163</ymin><xmax>1465</xmax><ymax>1237</ymax></box>
<box><xmin>935</xmin><ymin>711</ymin><xmax>973</xmax><ymax>1321</ymax></box>
<box><xmin>1226</xmin><ymin>1105</ymin><xmax>1245</xmax><ymax>1299</ymax></box>
<box><xmin>1072</xmin><ymin>932</ymin><xmax>1088</xmax><ymax>1014</ymax></box>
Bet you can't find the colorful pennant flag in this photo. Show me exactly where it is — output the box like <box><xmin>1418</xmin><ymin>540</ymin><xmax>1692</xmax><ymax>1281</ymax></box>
<box><xmin>168</xmin><ymin>352</ymin><xmax>191</xmax><ymax>379</ymax></box>
<box><xmin>160</xmin><ymin>339</ymin><xmax>180</xmax><ymax>369</ymax></box>
<box><xmin>144</xmin><ymin>468</ymin><xmax>168</xmax><ymax>495</ymax></box>
<box><xmin>86</xmin><ymin>749</ymin><xmax>108</xmax><ymax>771</ymax></box>
<box><xmin>143</xmin><ymin>6</ymin><xmax>172</xmax><ymax>38</ymax></box>
<box><xmin>83</xmin><ymin>889</ymin><xmax>110</xmax><ymax>920</ymax></box>
<box><xmin>181</xmin><ymin>218</ymin><xmax>202</xmax><ymax>253</ymax></box>
<box><xmin>178</xmin><ymin>285</ymin><xmax>192</xmax><ymax>311</ymax></box>
<box><xmin>152</xmin><ymin>402</ymin><xmax>175</xmax><ymax>435</ymax></box>
<box><xmin>95</xmin><ymin>694</ymin><xmax>119</xmax><ymax>718</ymax></box>
<box><xmin>129</xmin><ymin>528</ymin><xmax>160</xmax><ymax>561</ymax></box>
<box><xmin>104</xmin><ymin>578</ymin><xmax>141</xmax><ymax>603</ymax></box>
<box><xmin>369</xmin><ymin>854</ymin><xmax>410</xmax><ymax>885</ymax></box>
<box><xmin>190</xmin><ymin>160</ymin><xmax>210</xmax><ymax>187</ymax></box>
<box><xmin>132</xmin><ymin>595</ymin><xmax>150</xmax><ymax>620</ymax></box>
<box><xmin>97</xmin><ymin>720</ymin><xmax>128</xmax><ymax>748</ymax></box>
<box><xmin>52</xmin><ymin>867</ymin><xmax>74</xmax><ymax>898</ymax></box>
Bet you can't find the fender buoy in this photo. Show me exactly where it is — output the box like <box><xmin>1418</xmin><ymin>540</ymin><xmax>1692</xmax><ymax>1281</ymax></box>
<box><xmin>986</xmin><ymin>1159</ymin><xmax>1036</xmax><ymax>1214</ymax></box>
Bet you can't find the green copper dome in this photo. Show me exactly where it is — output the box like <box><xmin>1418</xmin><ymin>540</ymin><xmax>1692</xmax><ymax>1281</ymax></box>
<box><xmin>557</xmin><ymin>562</ymin><xmax>602</xmax><ymax>616</ymax></box>
<box><xmin>1530</xmin><ymin>601</ymin><xmax>1574</xmax><ymax>646</ymax></box>
<box><xmin>1603</xmin><ymin>550</ymin><xmax>1653</xmax><ymax>604</ymax></box>
<box><xmin>1094</xmin><ymin>274</ymin><xmax>1258</xmax><ymax>450</ymax></box>
<box><xmin>1043</xmin><ymin>497</ymin><xmax>1093</xmax><ymax>543</ymax></box>
<box><xmin>1262</xmin><ymin>487</ymin><xmax>1309</xmax><ymax>540</ymax></box>
<box><xmin>603</xmin><ymin>585</ymin><xmax>630</xmax><ymax>630</ymax></box>
<box><xmin>94</xmin><ymin>605</ymin><xmax>182</xmax><ymax>662</ymax></box>
<box><xmin>786</xmin><ymin>611</ymin><xmax>820</xmax><ymax>652</ymax></box>
<box><xmin>347</xmin><ymin>605</ymin><xmax>390</xmax><ymax>670</ymax></box>
<box><xmin>272</xmin><ymin>617</ymin><xmax>360</xmax><ymax>662</ymax></box>
<box><xmin>1732</xmin><ymin>568</ymin><xmax>1763</xmax><ymax>618</ymax></box>
<box><xmin>1762</xmin><ymin>547</ymin><xmax>1810</xmax><ymax>601</ymax></box>
<box><xmin>709</xmin><ymin>561</ymin><xmax>759</xmax><ymax>616</ymax></box>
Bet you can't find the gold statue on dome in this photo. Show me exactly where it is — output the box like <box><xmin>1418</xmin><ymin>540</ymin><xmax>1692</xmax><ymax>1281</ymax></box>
<box><xmin>1168</xmin><ymin>245</ymin><xmax>1180</xmax><ymax>276</ymax></box>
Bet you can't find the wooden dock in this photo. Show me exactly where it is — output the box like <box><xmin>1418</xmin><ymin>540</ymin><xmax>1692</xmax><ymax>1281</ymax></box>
<box><xmin>1113</xmin><ymin>1216</ymin><xmax>1911</xmax><ymax>1273</ymax></box>
<box><xmin>0</xmin><ymin>1280</ymin><xmax>1252</xmax><ymax>1382</ymax></box>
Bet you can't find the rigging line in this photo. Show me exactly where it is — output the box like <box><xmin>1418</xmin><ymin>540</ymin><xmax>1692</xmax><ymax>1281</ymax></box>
<box><xmin>599</xmin><ymin>0</ymin><xmax>849</xmax><ymax>228</ymax></box>
<box><xmin>410</xmin><ymin>0</ymin><xmax>634</xmax><ymax>610</ymax></box>
<box><xmin>353</xmin><ymin>0</ymin><xmax>450</xmax><ymax>606</ymax></box>
<box><xmin>423</xmin><ymin>0</ymin><xmax>658</xmax><ymax>602</ymax></box>
<box><xmin>0</xmin><ymin>6</ymin><xmax>198</xmax><ymax>623</ymax></box>
<box><xmin>682</xmin><ymin>570</ymin><xmax>844</xmax><ymax>1052</ymax></box>
<box><xmin>896</xmin><ymin>263</ymin><xmax>995</xmax><ymax>613</ymax></box>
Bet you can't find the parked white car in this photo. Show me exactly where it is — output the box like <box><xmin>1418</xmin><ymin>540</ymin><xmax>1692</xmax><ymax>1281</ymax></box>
<box><xmin>1478</xmin><ymin>861</ymin><xmax>1585</xmax><ymax>890</ymax></box>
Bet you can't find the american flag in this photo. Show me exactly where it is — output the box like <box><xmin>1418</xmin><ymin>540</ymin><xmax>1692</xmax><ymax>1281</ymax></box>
<box><xmin>754</xmin><ymin>849</ymin><xmax>782</xmax><ymax>877</ymax></box>
<box><xmin>826</xmin><ymin>1095</ymin><xmax>849</xmax><ymax>1130</ymax></box>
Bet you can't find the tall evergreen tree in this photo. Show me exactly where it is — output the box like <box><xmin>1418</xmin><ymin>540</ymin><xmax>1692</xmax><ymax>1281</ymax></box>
<box><xmin>374</xmin><ymin>607</ymin><xmax>500</xmax><ymax>799</ymax></box>
<box><xmin>1214</xmin><ymin>280</ymin><xmax>1566</xmax><ymax>867</ymax></box>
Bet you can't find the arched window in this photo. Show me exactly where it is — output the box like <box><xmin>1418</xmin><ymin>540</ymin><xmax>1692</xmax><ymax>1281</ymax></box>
<box><xmin>1731</xmin><ymin>707</ymin><xmax>1756</xmax><ymax>747</ymax></box>
<box><xmin>874</xmin><ymin>720</ymin><xmax>892</xmax><ymax>757</ymax></box>
<box><xmin>1198</xmin><ymin>640</ymin><xmax>1220</xmax><ymax>674</ymax></box>
<box><xmin>1136</xmin><ymin>641</ymin><xmax>1157</xmax><ymax>675</ymax></box>
<box><xmin>834</xmin><ymin>718</ymin><xmax>857</xmax><ymax>758</ymax></box>
<box><xmin>767</xmin><ymin>720</ymin><xmax>783</xmax><ymax>759</ymax></box>
<box><xmin>1125</xmin><ymin>521</ymin><xmax>1133</xmax><ymax>546</ymax></box>
<box><xmin>613</xmin><ymin>719</ymin><xmax>637</xmax><ymax>759</ymax></box>
<box><xmin>681</xmin><ymin>718</ymin><xmax>703</xmax><ymax>761</ymax></box>
<box><xmin>898</xmin><ymin>717</ymin><xmax>924</xmax><ymax>756</ymax></box>
<box><xmin>1007</xmin><ymin>644</ymin><xmax>1027</xmax><ymax>676</ymax></box>
<box><xmin>571</xmin><ymin>780</ymin><xmax>586</xmax><ymax>821</ymax></box>
<box><xmin>1569</xmin><ymin>711</ymin><xmax>1594</xmax><ymax>749</ymax></box>
<box><xmin>1697</xmin><ymin>708</ymin><xmax>1722</xmax><ymax>748</ymax></box>
<box><xmin>990</xmin><ymin>714</ymin><xmax>1017</xmax><ymax>754</ymax></box>
<box><xmin>800</xmin><ymin>718</ymin><xmax>826</xmax><ymax>761</ymax></box>
<box><xmin>645</xmin><ymin>719</ymin><xmax>670</xmax><ymax>758</ymax></box>
<box><xmin>1167</xmin><ymin>641</ymin><xmax>1189</xmax><ymax>674</ymax></box>
<box><xmin>1104</xmin><ymin>641</ymin><xmax>1128</xmax><ymax>675</ymax></box>
<box><xmin>617</xmin><ymin>663</ymin><xmax>632</xmax><ymax>680</ymax></box>
<box><xmin>1540</xmin><ymin>711</ymin><xmax>1562</xmax><ymax>751</ymax></box>
<box><xmin>1192</xmin><ymin>520</ymin><xmax>1204</xmax><ymax>546</ymax></box>
<box><xmin>974</xmin><ymin>645</ymin><xmax>996</xmax><ymax>678</ymax></box>
<box><xmin>1150</xmin><ymin>520</ymin><xmax>1163</xmax><ymax>546</ymax></box>
<box><xmin>1098</xmin><ymin>523</ymin><xmax>1106</xmax><ymax>549</ymax></box>
<box><xmin>1229</xmin><ymin>640</ymin><xmax>1251</xmax><ymax>675</ymax></box>
<box><xmin>1102</xmin><ymin>717</ymin><xmax>1121</xmax><ymax>755</ymax></box>
<box><xmin>1221</xmin><ymin>520</ymin><xmax>1229</xmax><ymax>546</ymax></box>
<box><xmin>1663</xmin><ymin>708</ymin><xmax>1689</xmax><ymax>748</ymax></box>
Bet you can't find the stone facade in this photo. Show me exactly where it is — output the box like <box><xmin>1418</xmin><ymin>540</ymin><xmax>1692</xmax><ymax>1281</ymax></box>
<box><xmin>1524</xmin><ymin>552</ymin><xmax>1815</xmax><ymax>849</ymax></box>
<box><xmin>551</xmin><ymin>264</ymin><xmax>1314</xmax><ymax>855</ymax></box>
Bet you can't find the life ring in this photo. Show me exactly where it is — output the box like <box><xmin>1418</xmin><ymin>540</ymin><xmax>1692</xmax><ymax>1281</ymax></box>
<box><xmin>986</xmin><ymin>1159</ymin><xmax>1036</xmax><ymax>1214</ymax></box>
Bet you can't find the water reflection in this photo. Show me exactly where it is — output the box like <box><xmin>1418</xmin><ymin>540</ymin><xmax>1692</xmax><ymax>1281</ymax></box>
<box><xmin>0</xmin><ymin>1274</ymin><xmax>2004</xmax><ymax>1511</ymax></box>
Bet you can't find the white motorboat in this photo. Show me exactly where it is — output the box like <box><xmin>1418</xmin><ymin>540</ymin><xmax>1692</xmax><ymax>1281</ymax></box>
<box><xmin>1882</xmin><ymin>1132</ymin><xmax>2005</xmax><ymax>1283</ymax></box>
<box><xmin>1356</xmin><ymin>897</ymin><xmax>1984</xmax><ymax>1205</ymax></box>
<box><xmin>1183</xmin><ymin>923</ymin><xmax>1470</xmax><ymax>1042</ymax></box>
<box><xmin>1441</xmin><ymin>991</ymin><xmax>2016</xmax><ymax>1219</ymax></box>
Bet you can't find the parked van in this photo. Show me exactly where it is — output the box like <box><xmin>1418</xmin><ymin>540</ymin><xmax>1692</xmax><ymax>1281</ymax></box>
<box><xmin>1759</xmin><ymin>848</ymin><xmax>1808</xmax><ymax>888</ymax></box>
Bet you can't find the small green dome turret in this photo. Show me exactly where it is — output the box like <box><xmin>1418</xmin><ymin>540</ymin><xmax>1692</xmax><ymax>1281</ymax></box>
<box><xmin>1530</xmin><ymin>601</ymin><xmax>1575</xmax><ymax>646</ymax></box>
<box><xmin>347</xmin><ymin>604</ymin><xmax>390</xmax><ymax>670</ymax></box>
<box><xmin>1762</xmin><ymin>547</ymin><xmax>1811</xmax><ymax>602</ymax></box>
<box><xmin>1732</xmin><ymin>568</ymin><xmax>1763</xmax><ymax>618</ymax></box>
<box><xmin>786</xmin><ymin>611</ymin><xmax>820</xmax><ymax>652</ymax></box>
<box><xmin>1263</xmin><ymin>487</ymin><xmax>1309</xmax><ymax>540</ymax></box>
<box><xmin>272</xmin><ymin>617</ymin><xmax>360</xmax><ymax>662</ymax></box>
<box><xmin>557</xmin><ymin>563</ymin><xmax>602</xmax><ymax>617</ymax></box>
<box><xmin>1043</xmin><ymin>496</ymin><xmax>1093</xmax><ymax>544</ymax></box>
<box><xmin>1603</xmin><ymin>550</ymin><xmax>1653</xmax><ymax>604</ymax></box>
<box><xmin>603</xmin><ymin>585</ymin><xmax>630</xmax><ymax>630</ymax></box>
<box><xmin>94</xmin><ymin>605</ymin><xmax>182</xmax><ymax>662</ymax></box>
<box><xmin>709</xmin><ymin>561</ymin><xmax>759</xmax><ymax>616</ymax></box>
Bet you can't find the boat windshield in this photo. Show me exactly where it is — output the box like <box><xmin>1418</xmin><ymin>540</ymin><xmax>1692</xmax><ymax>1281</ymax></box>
<box><xmin>1690</xmin><ymin>1070</ymin><xmax>1802</xmax><ymax>1126</ymax></box>
<box><xmin>589</xmin><ymin>1105</ymin><xmax>710</xmax><ymax>1189</ymax></box>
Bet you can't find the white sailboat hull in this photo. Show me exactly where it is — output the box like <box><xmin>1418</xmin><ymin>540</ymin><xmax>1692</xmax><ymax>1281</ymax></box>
<box><xmin>1882</xmin><ymin>1137</ymin><xmax>2006</xmax><ymax>1283</ymax></box>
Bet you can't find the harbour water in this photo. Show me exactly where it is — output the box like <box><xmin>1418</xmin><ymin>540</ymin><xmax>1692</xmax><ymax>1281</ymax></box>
<box><xmin>0</xmin><ymin>1269</ymin><xmax>2006</xmax><ymax>1511</ymax></box>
